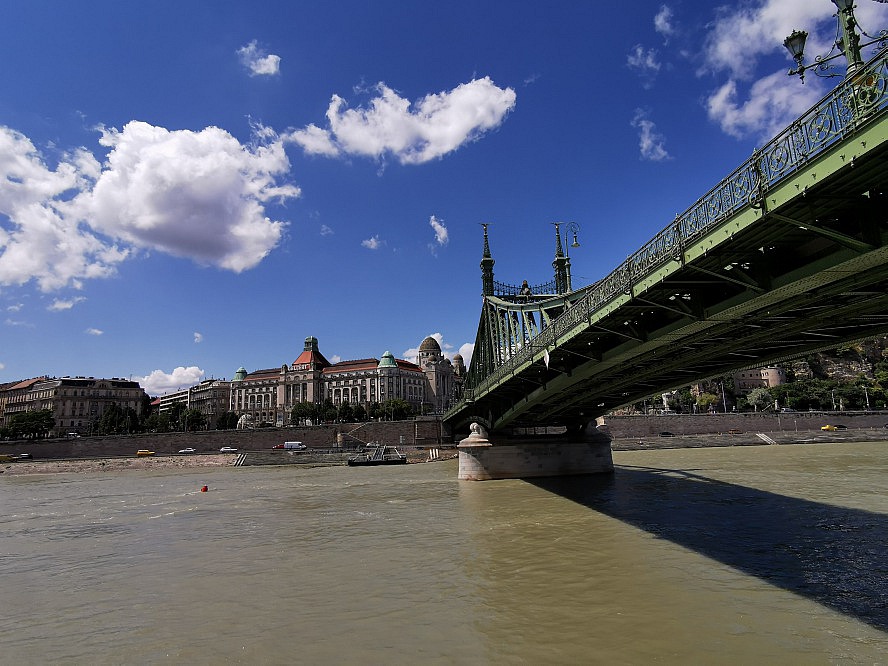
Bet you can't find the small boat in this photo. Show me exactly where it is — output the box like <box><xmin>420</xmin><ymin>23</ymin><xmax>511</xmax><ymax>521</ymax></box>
<box><xmin>347</xmin><ymin>444</ymin><xmax>407</xmax><ymax>466</ymax></box>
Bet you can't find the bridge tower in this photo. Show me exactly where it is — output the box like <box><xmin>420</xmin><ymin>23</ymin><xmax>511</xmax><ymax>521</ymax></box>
<box><xmin>457</xmin><ymin>224</ymin><xmax>614</xmax><ymax>480</ymax></box>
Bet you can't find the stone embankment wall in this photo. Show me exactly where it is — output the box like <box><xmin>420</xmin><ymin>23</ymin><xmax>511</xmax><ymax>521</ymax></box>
<box><xmin>605</xmin><ymin>411</ymin><xmax>888</xmax><ymax>438</ymax></box>
<box><xmin>2</xmin><ymin>417</ymin><xmax>447</xmax><ymax>459</ymax></box>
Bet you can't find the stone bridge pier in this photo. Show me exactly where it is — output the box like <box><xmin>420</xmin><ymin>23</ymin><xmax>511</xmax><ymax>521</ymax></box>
<box><xmin>457</xmin><ymin>420</ymin><xmax>614</xmax><ymax>481</ymax></box>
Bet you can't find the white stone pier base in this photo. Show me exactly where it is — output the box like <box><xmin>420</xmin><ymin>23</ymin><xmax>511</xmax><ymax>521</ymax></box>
<box><xmin>457</xmin><ymin>423</ymin><xmax>614</xmax><ymax>481</ymax></box>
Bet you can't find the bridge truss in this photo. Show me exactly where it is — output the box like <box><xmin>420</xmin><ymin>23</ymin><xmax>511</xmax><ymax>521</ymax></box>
<box><xmin>447</xmin><ymin>51</ymin><xmax>888</xmax><ymax>434</ymax></box>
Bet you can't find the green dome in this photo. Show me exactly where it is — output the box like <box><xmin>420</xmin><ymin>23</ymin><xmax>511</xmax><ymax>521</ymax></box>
<box><xmin>233</xmin><ymin>366</ymin><xmax>247</xmax><ymax>382</ymax></box>
<box><xmin>378</xmin><ymin>351</ymin><xmax>397</xmax><ymax>368</ymax></box>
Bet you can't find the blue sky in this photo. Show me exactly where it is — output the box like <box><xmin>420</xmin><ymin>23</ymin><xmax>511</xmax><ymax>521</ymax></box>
<box><xmin>2</xmin><ymin>1</ymin><xmax>887</xmax><ymax>395</ymax></box>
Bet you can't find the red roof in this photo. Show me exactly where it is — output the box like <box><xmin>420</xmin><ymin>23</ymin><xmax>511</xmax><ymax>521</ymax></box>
<box><xmin>292</xmin><ymin>349</ymin><xmax>330</xmax><ymax>368</ymax></box>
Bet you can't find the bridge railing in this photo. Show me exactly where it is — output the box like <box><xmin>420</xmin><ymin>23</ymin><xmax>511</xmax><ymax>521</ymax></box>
<box><xmin>453</xmin><ymin>52</ymin><xmax>888</xmax><ymax>411</ymax></box>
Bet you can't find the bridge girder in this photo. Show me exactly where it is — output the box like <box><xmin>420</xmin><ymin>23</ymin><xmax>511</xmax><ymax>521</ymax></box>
<box><xmin>447</xmin><ymin>56</ymin><xmax>888</xmax><ymax>435</ymax></box>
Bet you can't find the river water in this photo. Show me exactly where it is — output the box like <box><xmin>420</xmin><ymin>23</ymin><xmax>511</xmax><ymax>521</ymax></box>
<box><xmin>2</xmin><ymin>441</ymin><xmax>888</xmax><ymax>664</ymax></box>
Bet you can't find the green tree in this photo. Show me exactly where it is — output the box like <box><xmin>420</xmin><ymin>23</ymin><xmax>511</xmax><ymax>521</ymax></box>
<box><xmin>746</xmin><ymin>387</ymin><xmax>772</xmax><ymax>412</ymax></box>
<box><xmin>381</xmin><ymin>399</ymin><xmax>413</xmax><ymax>421</ymax></box>
<box><xmin>696</xmin><ymin>393</ymin><xmax>720</xmax><ymax>412</ymax></box>
<box><xmin>337</xmin><ymin>402</ymin><xmax>354</xmax><ymax>422</ymax></box>
<box><xmin>145</xmin><ymin>412</ymin><xmax>171</xmax><ymax>433</ymax></box>
<box><xmin>216</xmin><ymin>412</ymin><xmax>239</xmax><ymax>430</ymax></box>
<box><xmin>291</xmin><ymin>402</ymin><xmax>318</xmax><ymax>425</ymax></box>
<box><xmin>8</xmin><ymin>409</ymin><xmax>55</xmax><ymax>439</ymax></box>
<box><xmin>184</xmin><ymin>408</ymin><xmax>206</xmax><ymax>431</ymax></box>
<box><xmin>97</xmin><ymin>403</ymin><xmax>129</xmax><ymax>435</ymax></box>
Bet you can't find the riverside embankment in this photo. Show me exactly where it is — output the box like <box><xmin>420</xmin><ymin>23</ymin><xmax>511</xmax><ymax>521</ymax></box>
<box><xmin>3</xmin><ymin>412</ymin><xmax>885</xmax><ymax>475</ymax></box>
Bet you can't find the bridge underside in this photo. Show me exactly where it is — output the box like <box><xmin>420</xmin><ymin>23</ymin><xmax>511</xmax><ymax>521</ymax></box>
<box><xmin>452</xmin><ymin>128</ymin><xmax>888</xmax><ymax>435</ymax></box>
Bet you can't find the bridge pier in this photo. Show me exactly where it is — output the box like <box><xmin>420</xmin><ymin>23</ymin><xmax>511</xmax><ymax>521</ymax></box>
<box><xmin>457</xmin><ymin>422</ymin><xmax>614</xmax><ymax>481</ymax></box>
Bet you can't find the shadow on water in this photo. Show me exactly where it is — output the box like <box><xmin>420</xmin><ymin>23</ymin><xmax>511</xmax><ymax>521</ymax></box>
<box><xmin>529</xmin><ymin>465</ymin><xmax>888</xmax><ymax>632</ymax></box>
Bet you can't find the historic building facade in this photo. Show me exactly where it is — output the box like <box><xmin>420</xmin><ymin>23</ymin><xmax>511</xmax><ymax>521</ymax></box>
<box><xmin>0</xmin><ymin>376</ymin><xmax>148</xmax><ymax>436</ymax></box>
<box><xmin>732</xmin><ymin>366</ymin><xmax>787</xmax><ymax>394</ymax></box>
<box><xmin>229</xmin><ymin>336</ymin><xmax>465</xmax><ymax>426</ymax></box>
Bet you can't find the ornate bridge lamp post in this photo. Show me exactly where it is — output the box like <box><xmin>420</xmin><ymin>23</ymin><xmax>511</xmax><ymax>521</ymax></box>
<box><xmin>784</xmin><ymin>0</ymin><xmax>887</xmax><ymax>83</ymax></box>
<box><xmin>552</xmin><ymin>222</ymin><xmax>581</xmax><ymax>293</ymax></box>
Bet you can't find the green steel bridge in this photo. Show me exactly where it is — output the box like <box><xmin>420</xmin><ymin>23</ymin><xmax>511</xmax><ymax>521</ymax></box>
<box><xmin>445</xmin><ymin>51</ymin><xmax>888</xmax><ymax>437</ymax></box>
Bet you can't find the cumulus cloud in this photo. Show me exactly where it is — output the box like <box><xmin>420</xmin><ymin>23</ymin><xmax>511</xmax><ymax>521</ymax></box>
<box><xmin>0</xmin><ymin>127</ymin><xmax>127</xmax><ymax>291</ymax></box>
<box><xmin>194</xmin><ymin>331</ymin><xmax>203</xmax><ymax>343</ymax></box>
<box><xmin>85</xmin><ymin>327</ymin><xmax>103</xmax><ymax>335</ymax></box>
<box><xmin>320</xmin><ymin>224</ymin><xmax>334</xmax><ymax>236</ymax></box>
<box><xmin>135</xmin><ymin>365</ymin><xmax>205</xmax><ymax>395</ymax></box>
<box><xmin>0</xmin><ymin>122</ymin><xmax>300</xmax><ymax>293</ymax></box>
<box><xmin>699</xmin><ymin>0</ymin><xmax>887</xmax><ymax>140</ymax></box>
<box><xmin>627</xmin><ymin>45</ymin><xmax>661</xmax><ymax>87</ymax></box>
<box><xmin>237</xmin><ymin>40</ymin><xmax>281</xmax><ymax>76</ymax></box>
<box><xmin>361</xmin><ymin>235</ymin><xmax>382</xmax><ymax>250</ymax></box>
<box><xmin>654</xmin><ymin>5</ymin><xmax>676</xmax><ymax>42</ymax></box>
<box><xmin>706</xmin><ymin>71</ymin><xmax>821</xmax><ymax>141</ymax></box>
<box><xmin>48</xmin><ymin>296</ymin><xmax>85</xmax><ymax>311</ymax></box>
<box><xmin>286</xmin><ymin>77</ymin><xmax>516</xmax><ymax>165</ymax></box>
<box><xmin>0</xmin><ymin>361</ymin><xmax>4</xmax><ymax>370</ymax></box>
<box><xmin>631</xmin><ymin>109</ymin><xmax>671</xmax><ymax>162</ymax></box>
<box><xmin>83</xmin><ymin>121</ymin><xmax>299</xmax><ymax>272</ymax></box>
<box><xmin>7</xmin><ymin>303</ymin><xmax>23</xmax><ymax>312</ymax></box>
<box><xmin>429</xmin><ymin>215</ymin><xmax>448</xmax><ymax>246</ymax></box>
<box><xmin>702</xmin><ymin>1</ymin><xmax>834</xmax><ymax>81</ymax></box>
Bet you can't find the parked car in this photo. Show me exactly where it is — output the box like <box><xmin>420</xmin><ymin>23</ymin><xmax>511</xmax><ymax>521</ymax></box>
<box><xmin>821</xmin><ymin>425</ymin><xmax>837</xmax><ymax>431</ymax></box>
<box><xmin>136</xmin><ymin>449</ymin><xmax>155</xmax><ymax>456</ymax></box>
<box><xmin>834</xmin><ymin>424</ymin><xmax>848</xmax><ymax>430</ymax></box>
<box><xmin>272</xmin><ymin>444</ymin><xmax>285</xmax><ymax>449</ymax></box>
<box><xmin>220</xmin><ymin>447</ymin><xmax>238</xmax><ymax>453</ymax></box>
<box><xmin>17</xmin><ymin>453</ymin><xmax>31</xmax><ymax>459</ymax></box>
<box><xmin>658</xmin><ymin>431</ymin><xmax>675</xmax><ymax>438</ymax></box>
<box><xmin>178</xmin><ymin>448</ymin><xmax>196</xmax><ymax>454</ymax></box>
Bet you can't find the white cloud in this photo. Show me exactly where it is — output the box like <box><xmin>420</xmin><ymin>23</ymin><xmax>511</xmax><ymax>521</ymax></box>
<box><xmin>5</xmin><ymin>318</ymin><xmax>33</xmax><ymax>327</ymax></box>
<box><xmin>429</xmin><ymin>215</ymin><xmax>448</xmax><ymax>246</ymax></box>
<box><xmin>286</xmin><ymin>77</ymin><xmax>517</xmax><ymax>165</ymax></box>
<box><xmin>706</xmin><ymin>71</ymin><xmax>821</xmax><ymax>141</ymax></box>
<box><xmin>7</xmin><ymin>303</ymin><xmax>23</xmax><ymax>312</ymax></box>
<box><xmin>361</xmin><ymin>235</ymin><xmax>382</xmax><ymax>250</ymax></box>
<box><xmin>698</xmin><ymin>0</ymin><xmax>888</xmax><ymax>140</ymax></box>
<box><xmin>0</xmin><ymin>122</ymin><xmax>300</xmax><ymax>293</ymax></box>
<box><xmin>329</xmin><ymin>354</ymin><xmax>342</xmax><ymax>364</ymax></box>
<box><xmin>702</xmin><ymin>1</ymin><xmax>835</xmax><ymax>81</ymax></box>
<box><xmin>654</xmin><ymin>5</ymin><xmax>676</xmax><ymax>42</ymax></box>
<box><xmin>0</xmin><ymin>361</ymin><xmax>5</xmax><ymax>370</ymax></box>
<box><xmin>630</xmin><ymin>109</ymin><xmax>671</xmax><ymax>162</ymax></box>
<box><xmin>237</xmin><ymin>40</ymin><xmax>281</xmax><ymax>76</ymax></box>
<box><xmin>627</xmin><ymin>45</ymin><xmax>661</xmax><ymax>87</ymax></box>
<box><xmin>135</xmin><ymin>366</ymin><xmax>205</xmax><ymax>395</ymax></box>
<box><xmin>82</xmin><ymin>121</ymin><xmax>299</xmax><ymax>273</ymax></box>
<box><xmin>48</xmin><ymin>296</ymin><xmax>85</xmax><ymax>311</ymax></box>
<box><xmin>0</xmin><ymin>127</ymin><xmax>127</xmax><ymax>291</ymax></box>
<box><xmin>194</xmin><ymin>331</ymin><xmax>203</xmax><ymax>343</ymax></box>
<box><xmin>320</xmin><ymin>224</ymin><xmax>334</xmax><ymax>236</ymax></box>
<box><xmin>85</xmin><ymin>327</ymin><xmax>103</xmax><ymax>335</ymax></box>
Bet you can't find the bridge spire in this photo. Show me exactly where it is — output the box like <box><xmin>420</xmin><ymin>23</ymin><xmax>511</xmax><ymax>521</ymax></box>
<box><xmin>552</xmin><ymin>222</ymin><xmax>570</xmax><ymax>293</ymax></box>
<box><xmin>480</xmin><ymin>223</ymin><xmax>495</xmax><ymax>296</ymax></box>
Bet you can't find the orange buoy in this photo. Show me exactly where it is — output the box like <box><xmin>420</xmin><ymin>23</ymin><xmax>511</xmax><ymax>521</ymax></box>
<box><xmin>200</xmin><ymin>485</ymin><xmax>208</xmax><ymax>492</ymax></box>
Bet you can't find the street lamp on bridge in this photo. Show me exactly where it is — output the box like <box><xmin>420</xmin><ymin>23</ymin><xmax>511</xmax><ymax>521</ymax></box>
<box><xmin>552</xmin><ymin>221</ymin><xmax>581</xmax><ymax>292</ymax></box>
<box><xmin>784</xmin><ymin>0</ymin><xmax>887</xmax><ymax>83</ymax></box>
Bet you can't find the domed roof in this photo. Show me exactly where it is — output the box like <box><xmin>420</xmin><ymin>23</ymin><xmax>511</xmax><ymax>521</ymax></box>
<box><xmin>419</xmin><ymin>336</ymin><xmax>441</xmax><ymax>352</ymax></box>
<box><xmin>453</xmin><ymin>353</ymin><xmax>463</xmax><ymax>361</ymax></box>
<box><xmin>233</xmin><ymin>366</ymin><xmax>247</xmax><ymax>382</ymax></box>
<box><xmin>378</xmin><ymin>351</ymin><xmax>397</xmax><ymax>368</ymax></box>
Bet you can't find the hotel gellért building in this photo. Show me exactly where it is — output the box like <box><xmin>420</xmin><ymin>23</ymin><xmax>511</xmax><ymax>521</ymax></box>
<box><xmin>228</xmin><ymin>336</ymin><xmax>466</xmax><ymax>427</ymax></box>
